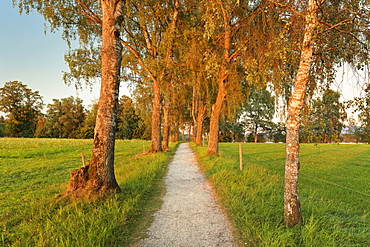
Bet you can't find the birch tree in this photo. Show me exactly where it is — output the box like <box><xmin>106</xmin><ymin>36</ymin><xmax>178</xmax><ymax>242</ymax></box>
<box><xmin>269</xmin><ymin>0</ymin><xmax>370</xmax><ymax>226</ymax></box>
<box><xmin>121</xmin><ymin>0</ymin><xmax>180</xmax><ymax>153</ymax></box>
<box><xmin>14</xmin><ymin>0</ymin><xmax>125</xmax><ymax>196</ymax></box>
<box><xmin>283</xmin><ymin>0</ymin><xmax>320</xmax><ymax>226</ymax></box>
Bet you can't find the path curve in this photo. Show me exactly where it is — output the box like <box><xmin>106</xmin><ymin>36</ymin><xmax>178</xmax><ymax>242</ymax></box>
<box><xmin>138</xmin><ymin>143</ymin><xmax>236</xmax><ymax>246</ymax></box>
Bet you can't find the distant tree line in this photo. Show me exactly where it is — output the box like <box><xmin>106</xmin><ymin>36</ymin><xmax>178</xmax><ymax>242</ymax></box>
<box><xmin>0</xmin><ymin>81</ymin><xmax>148</xmax><ymax>139</ymax></box>
<box><xmin>2</xmin><ymin>81</ymin><xmax>369</xmax><ymax>143</ymax></box>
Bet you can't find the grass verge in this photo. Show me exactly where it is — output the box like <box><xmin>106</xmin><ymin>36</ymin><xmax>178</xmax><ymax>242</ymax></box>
<box><xmin>0</xmin><ymin>138</ymin><xmax>178</xmax><ymax>246</ymax></box>
<box><xmin>191</xmin><ymin>142</ymin><xmax>370</xmax><ymax>247</ymax></box>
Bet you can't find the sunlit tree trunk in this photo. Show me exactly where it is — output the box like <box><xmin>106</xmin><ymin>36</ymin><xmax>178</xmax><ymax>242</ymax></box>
<box><xmin>67</xmin><ymin>0</ymin><xmax>124</xmax><ymax>196</ymax></box>
<box><xmin>194</xmin><ymin>101</ymin><xmax>206</xmax><ymax>146</ymax></box>
<box><xmin>207</xmin><ymin>1</ymin><xmax>232</xmax><ymax>155</ymax></box>
<box><xmin>188</xmin><ymin>124</ymin><xmax>192</xmax><ymax>142</ymax></box>
<box><xmin>285</xmin><ymin>0</ymin><xmax>319</xmax><ymax>226</ymax></box>
<box><xmin>149</xmin><ymin>0</ymin><xmax>178</xmax><ymax>152</ymax></box>
<box><xmin>162</xmin><ymin>102</ymin><xmax>170</xmax><ymax>150</ymax></box>
<box><xmin>208</xmin><ymin>76</ymin><xmax>227</xmax><ymax>155</ymax></box>
<box><xmin>254</xmin><ymin>124</ymin><xmax>258</xmax><ymax>143</ymax></box>
<box><xmin>150</xmin><ymin>80</ymin><xmax>162</xmax><ymax>153</ymax></box>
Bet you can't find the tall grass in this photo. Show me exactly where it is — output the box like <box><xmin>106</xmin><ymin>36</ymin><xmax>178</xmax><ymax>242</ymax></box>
<box><xmin>191</xmin><ymin>143</ymin><xmax>370</xmax><ymax>246</ymax></box>
<box><xmin>1</xmin><ymin>138</ymin><xmax>177</xmax><ymax>246</ymax></box>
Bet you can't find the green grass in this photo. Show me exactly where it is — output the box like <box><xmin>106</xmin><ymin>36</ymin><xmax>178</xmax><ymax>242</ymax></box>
<box><xmin>191</xmin><ymin>142</ymin><xmax>370</xmax><ymax>246</ymax></box>
<box><xmin>0</xmin><ymin>138</ymin><xmax>178</xmax><ymax>246</ymax></box>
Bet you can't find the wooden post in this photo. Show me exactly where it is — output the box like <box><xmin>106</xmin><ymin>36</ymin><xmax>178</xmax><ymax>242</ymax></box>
<box><xmin>239</xmin><ymin>143</ymin><xmax>243</xmax><ymax>171</ymax></box>
<box><xmin>81</xmin><ymin>152</ymin><xmax>86</xmax><ymax>167</ymax></box>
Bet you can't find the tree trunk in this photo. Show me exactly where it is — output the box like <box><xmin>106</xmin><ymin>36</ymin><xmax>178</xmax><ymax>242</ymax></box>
<box><xmin>284</xmin><ymin>0</ymin><xmax>319</xmax><ymax>226</ymax></box>
<box><xmin>150</xmin><ymin>80</ymin><xmax>162</xmax><ymax>153</ymax></box>
<box><xmin>67</xmin><ymin>0</ymin><xmax>124</xmax><ymax>197</ymax></box>
<box><xmin>254</xmin><ymin>124</ymin><xmax>258</xmax><ymax>143</ymax></box>
<box><xmin>195</xmin><ymin>101</ymin><xmax>206</xmax><ymax>146</ymax></box>
<box><xmin>188</xmin><ymin>124</ymin><xmax>192</xmax><ymax>142</ymax></box>
<box><xmin>162</xmin><ymin>102</ymin><xmax>170</xmax><ymax>150</ymax></box>
<box><xmin>172</xmin><ymin>122</ymin><xmax>179</xmax><ymax>142</ymax></box>
<box><xmin>207</xmin><ymin>78</ymin><xmax>227</xmax><ymax>155</ymax></box>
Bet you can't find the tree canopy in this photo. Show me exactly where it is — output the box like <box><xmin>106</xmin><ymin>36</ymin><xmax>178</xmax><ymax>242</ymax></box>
<box><xmin>0</xmin><ymin>81</ymin><xmax>44</xmax><ymax>137</ymax></box>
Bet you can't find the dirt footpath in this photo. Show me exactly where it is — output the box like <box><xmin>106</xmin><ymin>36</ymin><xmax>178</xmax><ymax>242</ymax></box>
<box><xmin>138</xmin><ymin>142</ymin><xmax>236</xmax><ymax>247</ymax></box>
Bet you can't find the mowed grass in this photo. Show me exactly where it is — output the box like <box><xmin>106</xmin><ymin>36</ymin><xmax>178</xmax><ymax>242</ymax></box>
<box><xmin>191</xmin><ymin>143</ymin><xmax>370</xmax><ymax>246</ymax></box>
<box><xmin>0</xmin><ymin>138</ymin><xmax>178</xmax><ymax>246</ymax></box>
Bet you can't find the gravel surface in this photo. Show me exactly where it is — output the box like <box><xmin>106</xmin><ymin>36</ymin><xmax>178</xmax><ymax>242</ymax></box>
<box><xmin>138</xmin><ymin>143</ymin><xmax>236</xmax><ymax>247</ymax></box>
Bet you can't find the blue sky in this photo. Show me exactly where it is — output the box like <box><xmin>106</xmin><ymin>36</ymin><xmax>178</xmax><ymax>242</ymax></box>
<box><xmin>0</xmin><ymin>1</ymin><xmax>101</xmax><ymax>111</ymax></box>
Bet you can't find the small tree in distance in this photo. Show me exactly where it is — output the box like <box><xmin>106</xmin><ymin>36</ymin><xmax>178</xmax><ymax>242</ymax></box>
<box><xmin>242</xmin><ymin>86</ymin><xmax>275</xmax><ymax>143</ymax></box>
<box><xmin>0</xmin><ymin>81</ymin><xmax>44</xmax><ymax>137</ymax></box>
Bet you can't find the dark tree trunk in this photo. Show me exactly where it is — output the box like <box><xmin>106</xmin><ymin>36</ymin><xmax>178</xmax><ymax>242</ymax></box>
<box><xmin>67</xmin><ymin>0</ymin><xmax>124</xmax><ymax>197</ymax></box>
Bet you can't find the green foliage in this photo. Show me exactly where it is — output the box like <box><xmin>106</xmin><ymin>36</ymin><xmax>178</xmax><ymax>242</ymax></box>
<box><xmin>192</xmin><ymin>142</ymin><xmax>370</xmax><ymax>246</ymax></box>
<box><xmin>219</xmin><ymin>120</ymin><xmax>245</xmax><ymax>142</ymax></box>
<box><xmin>39</xmin><ymin>96</ymin><xmax>86</xmax><ymax>138</ymax></box>
<box><xmin>0</xmin><ymin>138</ymin><xmax>177</xmax><ymax>246</ymax></box>
<box><xmin>0</xmin><ymin>123</ymin><xmax>6</xmax><ymax>137</ymax></box>
<box><xmin>117</xmin><ymin>95</ymin><xmax>146</xmax><ymax>140</ymax></box>
<box><xmin>241</xmin><ymin>87</ymin><xmax>275</xmax><ymax>142</ymax></box>
<box><xmin>131</xmin><ymin>85</ymin><xmax>154</xmax><ymax>140</ymax></box>
<box><xmin>301</xmin><ymin>89</ymin><xmax>346</xmax><ymax>143</ymax></box>
<box><xmin>77</xmin><ymin>102</ymin><xmax>98</xmax><ymax>139</ymax></box>
<box><xmin>271</xmin><ymin>122</ymin><xmax>286</xmax><ymax>143</ymax></box>
<box><xmin>350</xmin><ymin>84</ymin><xmax>370</xmax><ymax>143</ymax></box>
<box><xmin>0</xmin><ymin>81</ymin><xmax>44</xmax><ymax>137</ymax></box>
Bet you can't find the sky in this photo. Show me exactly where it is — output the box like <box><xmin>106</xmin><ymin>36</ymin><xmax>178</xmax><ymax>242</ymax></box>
<box><xmin>0</xmin><ymin>1</ymin><xmax>126</xmax><ymax>113</ymax></box>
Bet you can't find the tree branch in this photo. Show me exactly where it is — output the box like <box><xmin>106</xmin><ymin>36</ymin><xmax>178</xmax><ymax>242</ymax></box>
<box><xmin>76</xmin><ymin>0</ymin><xmax>102</xmax><ymax>25</ymax></box>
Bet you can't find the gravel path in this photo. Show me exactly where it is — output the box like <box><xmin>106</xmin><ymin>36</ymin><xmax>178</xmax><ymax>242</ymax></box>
<box><xmin>138</xmin><ymin>143</ymin><xmax>236</xmax><ymax>247</ymax></box>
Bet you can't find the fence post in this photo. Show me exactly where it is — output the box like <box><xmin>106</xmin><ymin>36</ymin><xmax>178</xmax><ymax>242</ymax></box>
<box><xmin>239</xmin><ymin>143</ymin><xmax>243</xmax><ymax>171</ymax></box>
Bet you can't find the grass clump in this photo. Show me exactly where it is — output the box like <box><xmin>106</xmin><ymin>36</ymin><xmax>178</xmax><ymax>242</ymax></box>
<box><xmin>191</xmin><ymin>142</ymin><xmax>370</xmax><ymax>247</ymax></box>
<box><xmin>1</xmin><ymin>138</ymin><xmax>178</xmax><ymax>246</ymax></box>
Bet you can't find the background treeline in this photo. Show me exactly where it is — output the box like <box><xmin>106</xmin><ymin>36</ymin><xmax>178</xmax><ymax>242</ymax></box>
<box><xmin>0</xmin><ymin>81</ymin><xmax>148</xmax><ymax>139</ymax></box>
<box><xmin>1</xmin><ymin>80</ymin><xmax>369</xmax><ymax>143</ymax></box>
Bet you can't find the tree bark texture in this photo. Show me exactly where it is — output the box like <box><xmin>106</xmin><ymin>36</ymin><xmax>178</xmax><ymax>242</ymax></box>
<box><xmin>150</xmin><ymin>80</ymin><xmax>162</xmax><ymax>153</ymax></box>
<box><xmin>67</xmin><ymin>0</ymin><xmax>124</xmax><ymax>196</ymax></box>
<box><xmin>207</xmin><ymin>76</ymin><xmax>227</xmax><ymax>155</ymax></box>
<box><xmin>162</xmin><ymin>102</ymin><xmax>170</xmax><ymax>150</ymax></box>
<box><xmin>149</xmin><ymin>0</ymin><xmax>178</xmax><ymax>153</ymax></box>
<box><xmin>207</xmin><ymin>1</ymin><xmax>232</xmax><ymax>155</ymax></box>
<box><xmin>195</xmin><ymin>101</ymin><xmax>206</xmax><ymax>146</ymax></box>
<box><xmin>284</xmin><ymin>0</ymin><xmax>319</xmax><ymax>226</ymax></box>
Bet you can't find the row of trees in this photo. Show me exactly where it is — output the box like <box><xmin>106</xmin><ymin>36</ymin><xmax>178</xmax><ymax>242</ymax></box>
<box><xmin>2</xmin><ymin>80</ymin><xmax>368</xmax><ymax>144</ymax></box>
<box><xmin>0</xmin><ymin>81</ymin><xmax>280</xmax><ymax>141</ymax></box>
<box><xmin>13</xmin><ymin>0</ymin><xmax>370</xmax><ymax>225</ymax></box>
<box><xmin>0</xmin><ymin>81</ymin><xmax>147</xmax><ymax>139</ymax></box>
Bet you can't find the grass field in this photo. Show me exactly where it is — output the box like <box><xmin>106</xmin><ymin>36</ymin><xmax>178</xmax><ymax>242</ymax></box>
<box><xmin>191</xmin><ymin>143</ymin><xmax>370</xmax><ymax>246</ymax></box>
<box><xmin>0</xmin><ymin>138</ymin><xmax>177</xmax><ymax>246</ymax></box>
<box><xmin>1</xmin><ymin>140</ymin><xmax>369</xmax><ymax>246</ymax></box>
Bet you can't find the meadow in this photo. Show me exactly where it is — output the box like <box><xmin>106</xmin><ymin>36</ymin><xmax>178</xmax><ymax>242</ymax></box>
<box><xmin>1</xmin><ymin>138</ymin><xmax>177</xmax><ymax>246</ymax></box>
<box><xmin>1</xmin><ymin>139</ymin><xmax>369</xmax><ymax>246</ymax></box>
<box><xmin>191</xmin><ymin>142</ymin><xmax>370</xmax><ymax>246</ymax></box>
